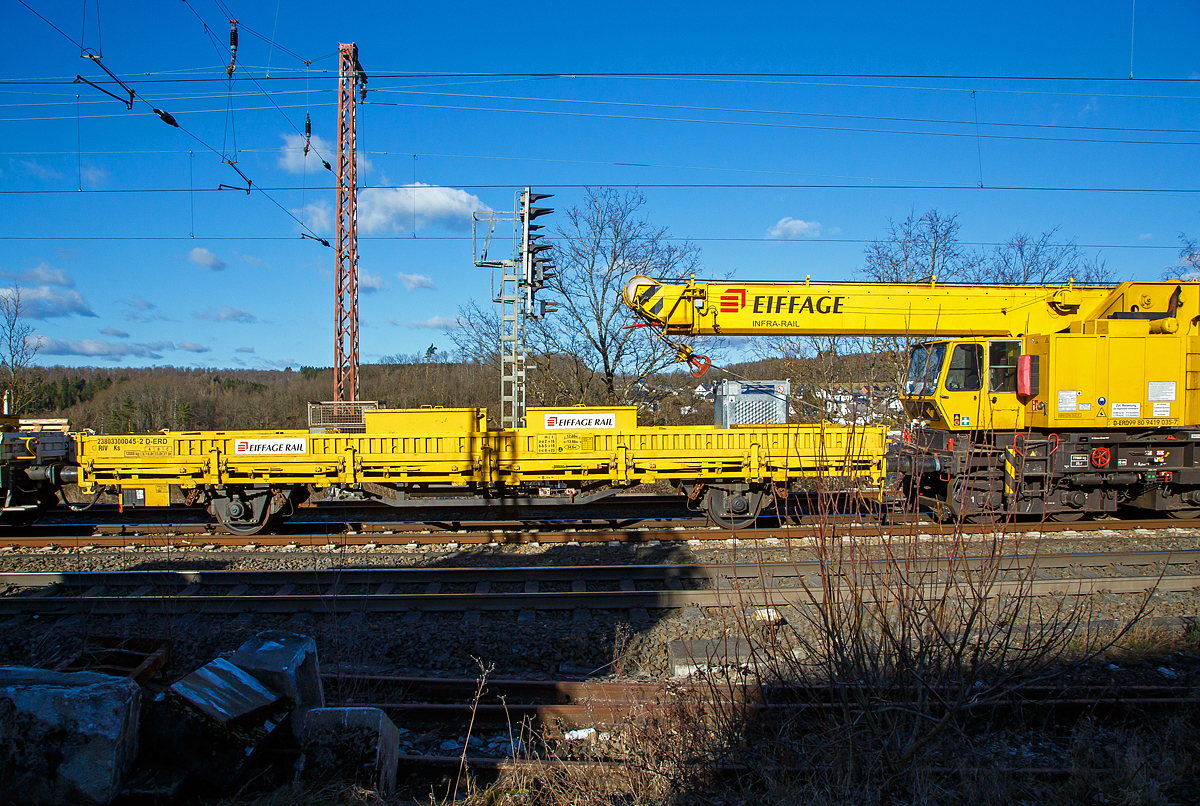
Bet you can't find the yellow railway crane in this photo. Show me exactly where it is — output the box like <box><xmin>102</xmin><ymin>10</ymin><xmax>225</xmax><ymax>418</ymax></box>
<box><xmin>623</xmin><ymin>275</ymin><xmax>1200</xmax><ymax>522</ymax></box>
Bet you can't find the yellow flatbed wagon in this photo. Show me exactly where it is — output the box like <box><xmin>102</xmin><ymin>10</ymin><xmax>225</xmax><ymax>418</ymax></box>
<box><xmin>74</xmin><ymin>406</ymin><xmax>886</xmax><ymax>533</ymax></box>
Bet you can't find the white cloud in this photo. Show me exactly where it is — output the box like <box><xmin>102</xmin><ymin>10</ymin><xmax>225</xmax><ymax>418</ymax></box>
<box><xmin>177</xmin><ymin>342</ymin><xmax>210</xmax><ymax>352</ymax></box>
<box><xmin>121</xmin><ymin>294</ymin><xmax>169</xmax><ymax>322</ymax></box>
<box><xmin>189</xmin><ymin>247</ymin><xmax>227</xmax><ymax>272</ymax></box>
<box><xmin>239</xmin><ymin>253</ymin><xmax>270</xmax><ymax>268</ymax></box>
<box><xmin>235</xmin><ymin>346</ymin><xmax>255</xmax><ymax>353</ymax></box>
<box><xmin>398</xmin><ymin>272</ymin><xmax>435</xmax><ymax>291</ymax></box>
<box><xmin>278</xmin><ymin>133</ymin><xmax>372</xmax><ymax>175</ymax></box>
<box><xmin>1139</xmin><ymin>233</ymin><xmax>1154</xmax><ymax>241</ymax></box>
<box><xmin>360</xmin><ymin>270</ymin><xmax>388</xmax><ymax>293</ymax></box>
<box><xmin>408</xmin><ymin>315</ymin><xmax>463</xmax><ymax>330</ymax></box>
<box><xmin>767</xmin><ymin>217</ymin><xmax>822</xmax><ymax>239</ymax></box>
<box><xmin>293</xmin><ymin>201</ymin><xmax>333</xmax><ymax>235</ymax></box>
<box><xmin>278</xmin><ymin>133</ymin><xmax>335</xmax><ymax>173</ymax></box>
<box><xmin>79</xmin><ymin>163</ymin><xmax>107</xmax><ymax>187</ymax></box>
<box><xmin>127</xmin><ymin>294</ymin><xmax>155</xmax><ymax>312</ymax></box>
<box><xmin>1</xmin><ymin>260</ymin><xmax>75</xmax><ymax>287</ymax></box>
<box><xmin>36</xmin><ymin>337</ymin><xmax>171</xmax><ymax>360</ymax></box>
<box><xmin>19</xmin><ymin>160</ymin><xmax>61</xmax><ymax>180</ymax></box>
<box><xmin>359</xmin><ymin>183</ymin><xmax>487</xmax><ymax>235</ymax></box>
<box><xmin>2</xmin><ymin>286</ymin><xmax>95</xmax><ymax>319</ymax></box>
<box><xmin>193</xmin><ymin>306</ymin><xmax>256</xmax><ymax>323</ymax></box>
<box><xmin>100</xmin><ymin>326</ymin><xmax>129</xmax><ymax>338</ymax></box>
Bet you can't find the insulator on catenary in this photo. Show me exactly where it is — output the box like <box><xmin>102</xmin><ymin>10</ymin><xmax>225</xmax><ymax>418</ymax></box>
<box><xmin>227</xmin><ymin>21</ymin><xmax>239</xmax><ymax>77</ymax></box>
<box><xmin>153</xmin><ymin>108</ymin><xmax>179</xmax><ymax>127</ymax></box>
<box><xmin>304</xmin><ymin>113</ymin><xmax>312</xmax><ymax>156</ymax></box>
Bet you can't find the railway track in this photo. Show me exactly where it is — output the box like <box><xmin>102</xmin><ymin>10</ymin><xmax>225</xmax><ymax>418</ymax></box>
<box><xmin>329</xmin><ymin>673</ymin><xmax>1200</xmax><ymax>783</ymax></box>
<box><xmin>327</xmin><ymin>673</ymin><xmax>1200</xmax><ymax>726</ymax></box>
<box><xmin>4</xmin><ymin>515</ymin><xmax>1200</xmax><ymax>550</ymax></box>
<box><xmin>2</xmin><ymin>549</ymin><xmax>1197</xmax><ymax>617</ymax></box>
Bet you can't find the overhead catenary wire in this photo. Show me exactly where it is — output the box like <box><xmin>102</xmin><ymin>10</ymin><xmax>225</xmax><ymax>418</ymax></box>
<box><xmin>18</xmin><ymin>0</ymin><xmax>329</xmax><ymax>245</ymax></box>
<box><xmin>177</xmin><ymin>0</ymin><xmax>334</xmax><ymax>171</ymax></box>
<box><xmin>0</xmin><ymin>182</ymin><xmax>1196</xmax><ymax>197</ymax></box>
<box><xmin>0</xmin><ymin>235</ymin><xmax>1180</xmax><ymax>251</ymax></box>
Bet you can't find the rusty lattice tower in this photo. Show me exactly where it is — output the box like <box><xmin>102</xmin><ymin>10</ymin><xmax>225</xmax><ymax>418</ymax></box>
<box><xmin>334</xmin><ymin>43</ymin><xmax>366</xmax><ymax>403</ymax></box>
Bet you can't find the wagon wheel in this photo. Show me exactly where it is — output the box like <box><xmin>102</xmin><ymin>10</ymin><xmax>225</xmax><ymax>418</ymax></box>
<box><xmin>218</xmin><ymin>511</ymin><xmax>274</xmax><ymax>536</ymax></box>
<box><xmin>210</xmin><ymin>489</ymin><xmax>274</xmax><ymax>536</ymax></box>
<box><xmin>705</xmin><ymin>488</ymin><xmax>766</xmax><ymax>531</ymax></box>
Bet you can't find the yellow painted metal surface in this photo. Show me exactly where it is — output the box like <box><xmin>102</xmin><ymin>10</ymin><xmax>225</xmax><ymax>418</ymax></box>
<box><xmin>1024</xmin><ymin>332</ymin><xmax>1188</xmax><ymax>430</ymax></box>
<box><xmin>363</xmin><ymin>407</ymin><xmax>485</xmax><ymax>433</ymax></box>
<box><xmin>625</xmin><ymin>276</ymin><xmax>1200</xmax><ymax>433</ymax></box>
<box><xmin>624</xmin><ymin>276</ymin><xmax>1125</xmax><ymax>338</ymax></box>
<box><xmin>76</xmin><ymin>407</ymin><xmax>887</xmax><ymax>498</ymax></box>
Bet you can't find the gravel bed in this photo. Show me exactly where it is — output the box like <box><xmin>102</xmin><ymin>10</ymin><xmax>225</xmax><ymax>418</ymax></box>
<box><xmin>0</xmin><ymin>530</ymin><xmax>1197</xmax><ymax>690</ymax></box>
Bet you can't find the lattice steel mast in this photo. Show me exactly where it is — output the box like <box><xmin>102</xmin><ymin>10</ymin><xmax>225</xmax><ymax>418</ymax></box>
<box><xmin>334</xmin><ymin>43</ymin><xmax>367</xmax><ymax>404</ymax></box>
<box><xmin>472</xmin><ymin>189</ymin><xmax>555</xmax><ymax>428</ymax></box>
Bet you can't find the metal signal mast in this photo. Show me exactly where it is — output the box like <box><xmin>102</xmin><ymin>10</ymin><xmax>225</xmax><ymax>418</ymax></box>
<box><xmin>472</xmin><ymin>188</ymin><xmax>555</xmax><ymax>428</ymax></box>
<box><xmin>334</xmin><ymin>43</ymin><xmax>367</xmax><ymax>404</ymax></box>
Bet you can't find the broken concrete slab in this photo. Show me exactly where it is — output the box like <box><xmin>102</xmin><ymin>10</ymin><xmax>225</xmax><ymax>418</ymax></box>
<box><xmin>170</xmin><ymin>656</ymin><xmax>281</xmax><ymax>723</ymax></box>
<box><xmin>0</xmin><ymin>666</ymin><xmax>141</xmax><ymax>805</ymax></box>
<box><xmin>140</xmin><ymin>690</ymin><xmax>290</xmax><ymax>792</ymax></box>
<box><xmin>667</xmin><ymin>639</ymin><xmax>804</xmax><ymax>677</ymax></box>
<box><xmin>667</xmin><ymin>639</ymin><xmax>755</xmax><ymax>677</ymax></box>
<box><xmin>230</xmin><ymin>630</ymin><xmax>323</xmax><ymax>735</ymax></box>
<box><xmin>301</xmin><ymin>707</ymin><xmax>399</xmax><ymax>796</ymax></box>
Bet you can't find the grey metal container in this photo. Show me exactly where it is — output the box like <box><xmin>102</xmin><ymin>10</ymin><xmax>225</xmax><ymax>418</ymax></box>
<box><xmin>714</xmin><ymin>380</ymin><xmax>790</xmax><ymax>428</ymax></box>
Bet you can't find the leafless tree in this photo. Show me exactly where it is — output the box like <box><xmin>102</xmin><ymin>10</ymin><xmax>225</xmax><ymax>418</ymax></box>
<box><xmin>531</xmin><ymin>187</ymin><xmax>703</xmax><ymax>404</ymax></box>
<box><xmin>0</xmin><ymin>288</ymin><xmax>41</xmax><ymax>414</ymax></box>
<box><xmin>1164</xmin><ymin>233</ymin><xmax>1200</xmax><ymax>280</ymax></box>
<box><xmin>863</xmin><ymin>209</ymin><xmax>982</xmax><ymax>285</ymax></box>
<box><xmin>978</xmin><ymin>227</ymin><xmax>1111</xmax><ymax>285</ymax></box>
<box><xmin>449</xmin><ymin>299</ymin><xmax>500</xmax><ymax>370</ymax></box>
<box><xmin>854</xmin><ymin>210</ymin><xmax>983</xmax><ymax>393</ymax></box>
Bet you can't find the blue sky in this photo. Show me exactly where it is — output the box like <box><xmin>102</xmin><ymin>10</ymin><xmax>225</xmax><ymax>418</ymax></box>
<box><xmin>3</xmin><ymin>0</ymin><xmax>1198</xmax><ymax>370</ymax></box>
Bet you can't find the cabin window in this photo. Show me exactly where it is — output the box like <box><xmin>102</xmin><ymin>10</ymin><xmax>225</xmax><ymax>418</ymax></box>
<box><xmin>905</xmin><ymin>343</ymin><xmax>946</xmax><ymax>396</ymax></box>
<box><xmin>988</xmin><ymin>340</ymin><xmax>1022</xmax><ymax>393</ymax></box>
<box><xmin>944</xmin><ymin>344</ymin><xmax>983</xmax><ymax>392</ymax></box>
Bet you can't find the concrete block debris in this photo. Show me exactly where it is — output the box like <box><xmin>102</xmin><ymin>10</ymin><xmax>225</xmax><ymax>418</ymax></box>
<box><xmin>230</xmin><ymin>630</ymin><xmax>324</xmax><ymax>735</ymax></box>
<box><xmin>139</xmin><ymin>688</ymin><xmax>290</xmax><ymax>791</ymax></box>
<box><xmin>147</xmin><ymin>655</ymin><xmax>293</xmax><ymax>791</ymax></box>
<box><xmin>0</xmin><ymin>666</ymin><xmax>141</xmax><ymax>805</ymax></box>
<box><xmin>170</xmin><ymin>656</ymin><xmax>281</xmax><ymax>723</ymax></box>
<box><xmin>667</xmin><ymin>638</ymin><xmax>755</xmax><ymax>677</ymax></box>
<box><xmin>301</xmin><ymin>707</ymin><xmax>400</xmax><ymax>796</ymax></box>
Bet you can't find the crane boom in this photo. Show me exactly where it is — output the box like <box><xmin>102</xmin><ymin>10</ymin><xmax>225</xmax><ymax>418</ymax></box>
<box><xmin>623</xmin><ymin>276</ymin><xmax>1177</xmax><ymax>338</ymax></box>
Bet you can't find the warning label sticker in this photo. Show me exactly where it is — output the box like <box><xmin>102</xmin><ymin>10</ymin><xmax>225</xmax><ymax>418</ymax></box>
<box><xmin>1148</xmin><ymin>381</ymin><xmax>1176</xmax><ymax>402</ymax></box>
<box><xmin>534</xmin><ymin>434</ymin><xmax>596</xmax><ymax>454</ymax></box>
<box><xmin>1111</xmin><ymin>402</ymin><xmax>1141</xmax><ymax>418</ymax></box>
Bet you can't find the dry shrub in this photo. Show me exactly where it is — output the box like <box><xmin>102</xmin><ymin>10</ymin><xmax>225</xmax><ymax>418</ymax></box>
<box><xmin>463</xmin><ymin>485</ymin><xmax>1185</xmax><ymax>805</ymax></box>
